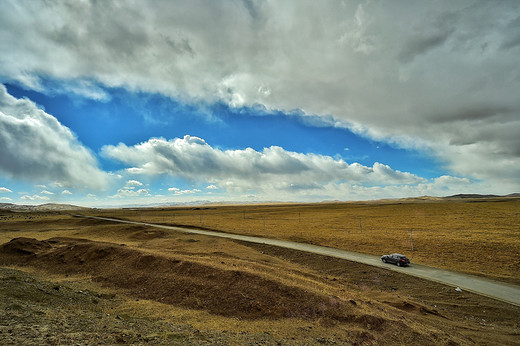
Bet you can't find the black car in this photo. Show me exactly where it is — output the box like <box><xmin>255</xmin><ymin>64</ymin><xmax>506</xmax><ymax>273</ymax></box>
<box><xmin>381</xmin><ymin>253</ymin><xmax>410</xmax><ymax>267</ymax></box>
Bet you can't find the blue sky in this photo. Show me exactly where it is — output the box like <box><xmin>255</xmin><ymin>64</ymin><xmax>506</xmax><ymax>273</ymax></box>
<box><xmin>1</xmin><ymin>1</ymin><xmax>519</xmax><ymax>206</ymax></box>
<box><xmin>5</xmin><ymin>83</ymin><xmax>440</xmax><ymax>176</ymax></box>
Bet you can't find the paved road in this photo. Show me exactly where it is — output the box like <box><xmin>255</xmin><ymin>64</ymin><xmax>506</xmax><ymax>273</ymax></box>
<box><xmin>78</xmin><ymin>215</ymin><xmax>520</xmax><ymax>307</ymax></box>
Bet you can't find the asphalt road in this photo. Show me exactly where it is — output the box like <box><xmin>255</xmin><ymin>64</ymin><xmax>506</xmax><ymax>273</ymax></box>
<box><xmin>78</xmin><ymin>215</ymin><xmax>520</xmax><ymax>307</ymax></box>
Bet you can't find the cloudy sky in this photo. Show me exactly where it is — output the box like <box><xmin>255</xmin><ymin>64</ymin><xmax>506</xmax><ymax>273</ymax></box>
<box><xmin>0</xmin><ymin>0</ymin><xmax>519</xmax><ymax>206</ymax></box>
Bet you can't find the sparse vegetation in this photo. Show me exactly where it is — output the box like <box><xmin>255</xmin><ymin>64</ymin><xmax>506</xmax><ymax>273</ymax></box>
<box><xmin>1</xmin><ymin>198</ymin><xmax>519</xmax><ymax>344</ymax></box>
<box><xmin>88</xmin><ymin>198</ymin><xmax>520</xmax><ymax>283</ymax></box>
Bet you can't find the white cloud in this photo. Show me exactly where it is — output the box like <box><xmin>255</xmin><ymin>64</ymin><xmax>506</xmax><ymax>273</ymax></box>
<box><xmin>169</xmin><ymin>188</ymin><xmax>201</xmax><ymax>195</ymax></box>
<box><xmin>21</xmin><ymin>194</ymin><xmax>50</xmax><ymax>201</ymax></box>
<box><xmin>112</xmin><ymin>188</ymin><xmax>150</xmax><ymax>198</ymax></box>
<box><xmin>0</xmin><ymin>187</ymin><xmax>12</xmax><ymax>193</ymax></box>
<box><xmin>1</xmin><ymin>1</ymin><xmax>519</xmax><ymax>189</ymax></box>
<box><xmin>433</xmin><ymin>175</ymin><xmax>472</xmax><ymax>186</ymax></box>
<box><xmin>0</xmin><ymin>197</ymin><xmax>12</xmax><ymax>201</ymax></box>
<box><xmin>0</xmin><ymin>85</ymin><xmax>111</xmax><ymax>190</ymax></box>
<box><xmin>61</xmin><ymin>190</ymin><xmax>72</xmax><ymax>195</ymax></box>
<box><xmin>103</xmin><ymin>135</ymin><xmax>426</xmax><ymax>199</ymax></box>
<box><xmin>104</xmin><ymin>134</ymin><xmax>516</xmax><ymax>202</ymax></box>
<box><xmin>125</xmin><ymin>180</ymin><xmax>143</xmax><ymax>187</ymax></box>
<box><xmin>168</xmin><ymin>187</ymin><xmax>201</xmax><ymax>195</ymax></box>
<box><xmin>40</xmin><ymin>190</ymin><xmax>54</xmax><ymax>195</ymax></box>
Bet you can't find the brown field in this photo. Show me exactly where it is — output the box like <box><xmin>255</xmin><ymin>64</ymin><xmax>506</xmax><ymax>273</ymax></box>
<box><xmin>1</xmin><ymin>198</ymin><xmax>519</xmax><ymax>344</ymax></box>
<box><xmin>89</xmin><ymin>198</ymin><xmax>520</xmax><ymax>283</ymax></box>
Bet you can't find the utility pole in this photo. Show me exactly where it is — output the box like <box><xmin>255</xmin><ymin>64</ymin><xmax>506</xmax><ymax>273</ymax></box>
<box><xmin>410</xmin><ymin>229</ymin><xmax>414</xmax><ymax>252</ymax></box>
<box><xmin>359</xmin><ymin>217</ymin><xmax>363</xmax><ymax>233</ymax></box>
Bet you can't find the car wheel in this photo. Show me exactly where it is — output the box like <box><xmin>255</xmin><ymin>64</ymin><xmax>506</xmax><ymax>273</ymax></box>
<box><xmin>382</xmin><ymin>258</ymin><xmax>386</xmax><ymax>263</ymax></box>
<box><xmin>396</xmin><ymin>261</ymin><xmax>401</xmax><ymax>267</ymax></box>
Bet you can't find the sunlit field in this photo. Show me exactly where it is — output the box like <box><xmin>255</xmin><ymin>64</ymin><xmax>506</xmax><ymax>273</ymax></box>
<box><xmin>84</xmin><ymin>198</ymin><xmax>520</xmax><ymax>283</ymax></box>
<box><xmin>1</xmin><ymin>198</ymin><xmax>520</xmax><ymax>344</ymax></box>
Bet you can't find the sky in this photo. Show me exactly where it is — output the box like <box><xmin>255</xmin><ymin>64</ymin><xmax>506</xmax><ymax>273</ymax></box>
<box><xmin>0</xmin><ymin>0</ymin><xmax>519</xmax><ymax>207</ymax></box>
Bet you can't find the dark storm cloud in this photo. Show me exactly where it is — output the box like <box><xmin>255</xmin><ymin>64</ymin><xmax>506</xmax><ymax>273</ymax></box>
<box><xmin>500</xmin><ymin>15</ymin><xmax>520</xmax><ymax>49</ymax></box>
<box><xmin>398</xmin><ymin>29</ymin><xmax>454</xmax><ymax>63</ymax></box>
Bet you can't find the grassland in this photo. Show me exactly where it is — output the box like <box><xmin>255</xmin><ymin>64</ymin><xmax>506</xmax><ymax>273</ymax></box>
<box><xmin>1</xmin><ymin>198</ymin><xmax>519</xmax><ymax>344</ymax></box>
<box><xmin>88</xmin><ymin>198</ymin><xmax>520</xmax><ymax>283</ymax></box>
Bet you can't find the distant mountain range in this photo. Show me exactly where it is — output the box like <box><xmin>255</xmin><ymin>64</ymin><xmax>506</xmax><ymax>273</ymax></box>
<box><xmin>0</xmin><ymin>203</ymin><xmax>89</xmax><ymax>212</ymax></box>
<box><xmin>445</xmin><ymin>193</ymin><xmax>520</xmax><ymax>199</ymax></box>
<box><xmin>1</xmin><ymin>194</ymin><xmax>519</xmax><ymax>212</ymax></box>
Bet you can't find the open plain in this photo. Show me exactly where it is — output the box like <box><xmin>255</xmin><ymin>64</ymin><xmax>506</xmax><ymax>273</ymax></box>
<box><xmin>1</xmin><ymin>197</ymin><xmax>519</xmax><ymax>344</ymax></box>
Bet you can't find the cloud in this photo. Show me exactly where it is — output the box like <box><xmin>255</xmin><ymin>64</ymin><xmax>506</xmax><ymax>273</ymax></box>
<box><xmin>168</xmin><ymin>187</ymin><xmax>201</xmax><ymax>195</ymax></box>
<box><xmin>112</xmin><ymin>188</ymin><xmax>150</xmax><ymax>198</ymax></box>
<box><xmin>40</xmin><ymin>190</ymin><xmax>54</xmax><ymax>195</ymax></box>
<box><xmin>21</xmin><ymin>194</ymin><xmax>50</xmax><ymax>201</ymax></box>
<box><xmin>107</xmin><ymin>179</ymin><xmax>152</xmax><ymax>199</ymax></box>
<box><xmin>0</xmin><ymin>187</ymin><xmax>12</xmax><ymax>193</ymax></box>
<box><xmin>206</xmin><ymin>185</ymin><xmax>218</xmax><ymax>190</ymax></box>
<box><xmin>0</xmin><ymin>85</ymin><xmax>110</xmax><ymax>189</ymax></box>
<box><xmin>61</xmin><ymin>190</ymin><xmax>72</xmax><ymax>195</ymax></box>
<box><xmin>103</xmin><ymin>135</ymin><xmax>426</xmax><ymax>197</ymax></box>
<box><xmin>125</xmin><ymin>180</ymin><xmax>144</xmax><ymax>187</ymax></box>
<box><xmin>1</xmin><ymin>1</ymin><xmax>519</xmax><ymax>188</ymax></box>
<box><xmin>0</xmin><ymin>197</ymin><xmax>12</xmax><ymax>201</ymax></box>
<box><xmin>433</xmin><ymin>175</ymin><xmax>472</xmax><ymax>186</ymax></box>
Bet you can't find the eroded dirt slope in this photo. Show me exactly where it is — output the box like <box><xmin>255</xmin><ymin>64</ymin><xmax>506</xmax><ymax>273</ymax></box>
<box><xmin>1</xmin><ymin>236</ymin><xmax>469</xmax><ymax>345</ymax></box>
<box><xmin>2</xmin><ymin>237</ymin><xmax>350</xmax><ymax>320</ymax></box>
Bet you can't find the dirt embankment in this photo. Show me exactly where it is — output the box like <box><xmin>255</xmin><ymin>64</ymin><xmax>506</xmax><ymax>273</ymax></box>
<box><xmin>0</xmin><ymin>237</ymin><xmax>362</xmax><ymax>322</ymax></box>
<box><xmin>2</xmin><ymin>266</ymin><xmax>301</xmax><ymax>345</ymax></box>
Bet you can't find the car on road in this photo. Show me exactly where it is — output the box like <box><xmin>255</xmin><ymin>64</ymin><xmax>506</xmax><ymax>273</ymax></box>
<box><xmin>381</xmin><ymin>253</ymin><xmax>410</xmax><ymax>267</ymax></box>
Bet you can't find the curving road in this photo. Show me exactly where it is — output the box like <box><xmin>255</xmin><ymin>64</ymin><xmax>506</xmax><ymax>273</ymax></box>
<box><xmin>78</xmin><ymin>215</ymin><xmax>520</xmax><ymax>307</ymax></box>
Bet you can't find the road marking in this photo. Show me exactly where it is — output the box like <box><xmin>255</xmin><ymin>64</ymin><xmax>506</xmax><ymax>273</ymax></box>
<box><xmin>76</xmin><ymin>215</ymin><xmax>520</xmax><ymax>307</ymax></box>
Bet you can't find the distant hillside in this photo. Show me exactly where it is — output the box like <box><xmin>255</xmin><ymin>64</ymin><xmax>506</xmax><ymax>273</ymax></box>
<box><xmin>446</xmin><ymin>193</ymin><xmax>520</xmax><ymax>199</ymax></box>
<box><xmin>0</xmin><ymin>203</ymin><xmax>89</xmax><ymax>212</ymax></box>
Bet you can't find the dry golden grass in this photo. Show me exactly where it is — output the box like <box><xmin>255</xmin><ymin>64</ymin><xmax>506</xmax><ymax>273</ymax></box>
<box><xmin>1</xmin><ymin>207</ymin><xmax>520</xmax><ymax>345</ymax></box>
<box><xmin>0</xmin><ymin>225</ymin><xmax>444</xmax><ymax>344</ymax></box>
<box><xmin>88</xmin><ymin>199</ymin><xmax>520</xmax><ymax>283</ymax></box>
